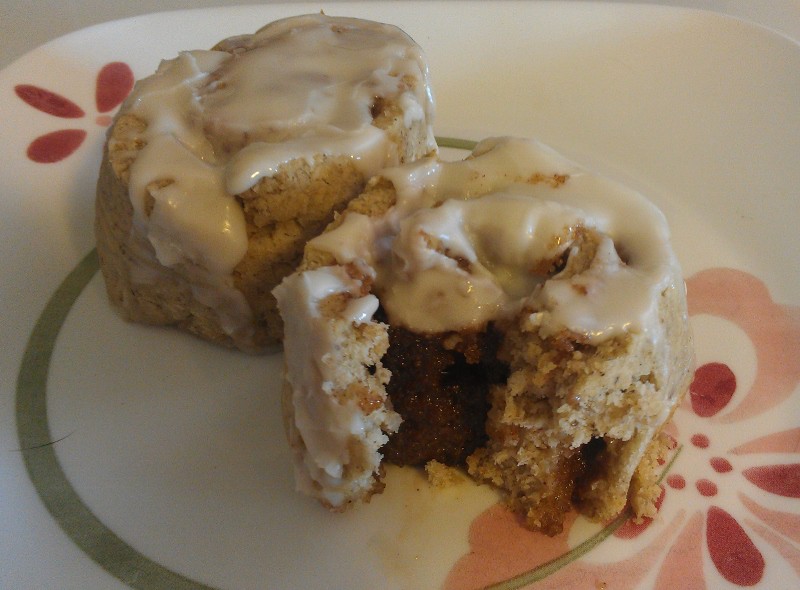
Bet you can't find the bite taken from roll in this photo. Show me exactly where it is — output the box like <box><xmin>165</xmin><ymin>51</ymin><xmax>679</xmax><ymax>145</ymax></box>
<box><xmin>274</xmin><ymin>137</ymin><xmax>694</xmax><ymax>535</ymax></box>
<box><xmin>95</xmin><ymin>14</ymin><xmax>436</xmax><ymax>352</ymax></box>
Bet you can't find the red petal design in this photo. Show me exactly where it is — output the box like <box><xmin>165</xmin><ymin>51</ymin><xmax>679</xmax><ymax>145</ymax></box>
<box><xmin>14</xmin><ymin>85</ymin><xmax>84</xmax><ymax>118</ymax></box>
<box><xmin>732</xmin><ymin>427</ymin><xmax>800</xmax><ymax>455</ymax></box>
<box><xmin>442</xmin><ymin>505</ymin><xmax>575</xmax><ymax>590</ymax></box>
<box><xmin>667</xmin><ymin>474</ymin><xmax>686</xmax><ymax>489</ymax></box>
<box><xmin>740</xmin><ymin>492</ymin><xmax>800</xmax><ymax>544</ymax></box>
<box><xmin>696</xmin><ymin>479</ymin><xmax>718</xmax><ymax>497</ymax></box>
<box><xmin>26</xmin><ymin>129</ymin><xmax>87</xmax><ymax>163</ymax></box>
<box><xmin>655</xmin><ymin>512</ymin><xmax>705</xmax><ymax>590</ymax></box>
<box><xmin>95</xmin><ymin>62</ymin><xmax>134</xmax><ymax>113</ymax></box>
<box><xmin>710</xmin><ymin>457</ymin><xmax>733</xmax><ymax>473</ymax></box>
<box><xmin>686</xmin><ymin>268</ymin><xmax>800</xmax><ymax>424</ymax></box>
<box><xmin>706</xmin><ymin>506</ymin><xmax>764</xmax><ymax>585</ymax></box>
<box><xmin>747</xmin><ymin>518</ymin><xmax>800</xmax><ymax>578</ymax></box>
<box><xmin>743</xmin><ymin>464</ymin><xmax>800</xmax><ymax>498</ymax></box>
<box><xmin>690</xmin><ymin>362</ymin><xmax>736</xmax><ymax>417</ymax></box>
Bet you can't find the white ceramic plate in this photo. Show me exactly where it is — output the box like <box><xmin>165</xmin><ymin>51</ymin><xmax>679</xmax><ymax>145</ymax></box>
<box><xmin>1</xmin><ymin>2</ymin><xmax>799</xmax><ymax>589</ymax></box>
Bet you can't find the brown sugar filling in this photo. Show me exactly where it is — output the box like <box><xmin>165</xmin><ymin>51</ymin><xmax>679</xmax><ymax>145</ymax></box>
<box><xmin>376</xmin><ymin>241</ymin><xmax>576</xmax><ymax>468</ymax></box>
<box><xmin>376</xmin><ymin>304</ymin><xmax>628</xmax><ymax>536</ymax></box>
<box><xmin>377</xmin><ymin>308</ymin><xmax>509</xmax><ymax>467</ymax></box>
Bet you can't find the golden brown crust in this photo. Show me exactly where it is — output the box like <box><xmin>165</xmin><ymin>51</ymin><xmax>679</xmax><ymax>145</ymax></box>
<box><xmin>466</xmin><ymin>277</ymin><xmax>693</xmax><ymax>534</ymax></box>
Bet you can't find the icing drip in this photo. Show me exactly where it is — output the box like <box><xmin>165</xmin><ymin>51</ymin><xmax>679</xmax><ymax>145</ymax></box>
<box><xmin>274</xmin><ymin>267</ymin><xmax>386</xmax><ymax>504</ymax></box>
<box><xmin>113</xmin><ymin>14</ymin><xmax>435</xmax><ymax>339</ymax></box>
<box><xmin>305</xmin><ymin>137</ymin><xmax>679</xmax><ymax>343</ymax></box>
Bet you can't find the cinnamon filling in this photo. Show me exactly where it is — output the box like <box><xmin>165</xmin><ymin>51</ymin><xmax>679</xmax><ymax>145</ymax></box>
<box><xmin>378</xmin><ymin>308</ymin><xmax>619</xmax><ymax>536</ymax></box>
<box><xmin>378</xmin><ymin>309</ymin><xmax>508</xmax><ymax>466</ymax></box>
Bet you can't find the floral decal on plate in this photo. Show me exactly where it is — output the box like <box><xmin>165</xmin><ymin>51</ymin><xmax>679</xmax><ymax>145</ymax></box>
<box><xmin>445</xmin><ymin>267</ymin><xmax>800</xmax><ymax>589</ymax></box>
<box><xmin>14</xmin><ymin>62</ymin><xmax>133</xmax><ymax>163</ymax></box>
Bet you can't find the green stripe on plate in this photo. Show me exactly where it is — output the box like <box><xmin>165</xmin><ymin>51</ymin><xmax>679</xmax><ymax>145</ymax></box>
<box><xmin>15</xmin><ymin>248</ymin><xmax>217</xmax><ymax>590</ymax></box>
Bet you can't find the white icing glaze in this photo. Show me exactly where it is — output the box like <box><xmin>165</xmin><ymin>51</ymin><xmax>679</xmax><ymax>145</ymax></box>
<box><xmin>274</xmin><ymin>266</ymin><xmax>391</xmax><ymax>504</ymax></box>
<box><xmin>128</xmin><ymin>134</ymin><xmax>248</xmax><ymax>274</ymax></box>
<box><xmin>304</xmin><ymin>137</ymin><xmax>679</xmax><ymax>343</ymax></box>
<box><xmin>203</xmin><ymin>15</ymin><xmax>435</xmax><ymax>145</ymax></box>
<box><xmin>114</xmin><ymin>14</ymin><xmax>435</xmax><ymax>340</ymax></box>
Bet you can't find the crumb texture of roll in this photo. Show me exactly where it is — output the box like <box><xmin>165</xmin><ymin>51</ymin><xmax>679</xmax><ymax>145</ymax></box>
<box><xmin>95</xmin><ymin>14</ymin><xmax>436</xmax><ymax>351</ymax></box>
<box><xmin>275</xmin><ymin>137</ymin><xmax>694</xmax><ymax>533</ymax></box>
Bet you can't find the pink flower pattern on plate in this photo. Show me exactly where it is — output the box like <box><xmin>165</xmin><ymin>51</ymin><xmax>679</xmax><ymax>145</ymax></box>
<box><xmin>445</xmin><ymin>267</ymin><xmax>800</xmax><ymax>589</ymax></box>
<box><xmin>15</xmin><ymin>62</ymin><xmax>133</xmax><ymax>163</ymax></box>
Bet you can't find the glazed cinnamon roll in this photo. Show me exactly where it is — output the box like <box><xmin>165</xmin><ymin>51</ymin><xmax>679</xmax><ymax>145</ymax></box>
<box><xmin>274</xmin><ymin>137</ymin><xmax>694</xmax><ymax>534</ymax></box>
<box><xmin>95</xmin><ymin>14</ymin><xmax>436</xmax><ymax>351</ymax></box>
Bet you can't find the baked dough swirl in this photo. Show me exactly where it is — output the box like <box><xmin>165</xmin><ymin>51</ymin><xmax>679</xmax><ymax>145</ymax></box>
<box><xmin>275</xmin><ymin>137</ymin><xmax>694</xmax><ymax>534</ymax></box>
